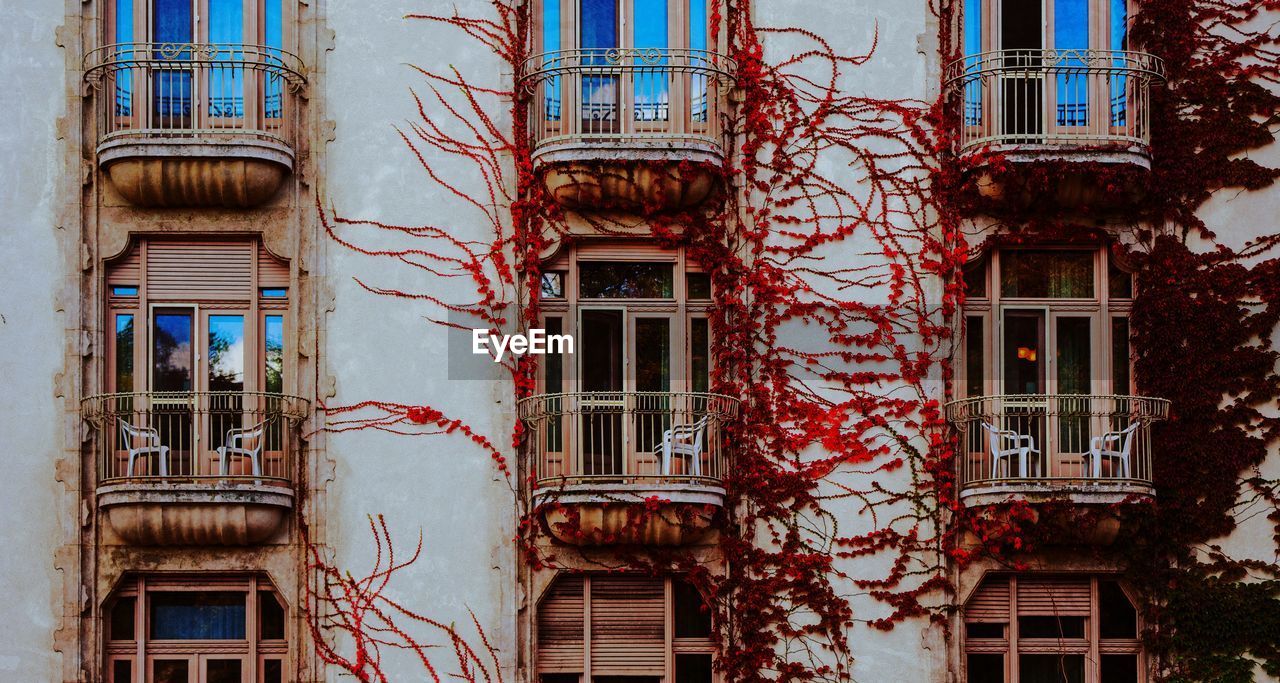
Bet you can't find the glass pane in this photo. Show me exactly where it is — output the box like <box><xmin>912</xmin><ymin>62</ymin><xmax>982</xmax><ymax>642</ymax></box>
<box><xmin>964</xmin><ymin>0</ymin><xmax>982</xmax><ymax>56</ymax></box>
<box><xmin>1019</xmin><ymin>654</ymin><xmax>1084</xmax><ymax>683</ymax></box>
<box><xmin>150</xmin><ymin>592</ymin><xmax>246</xmax><ymax>640</ymax></box>
<box><xmin>260</xmin><ymin>591</ymin><xmax>286</xmax><ymax>640</ymax></box>
<box><xmin>153</xmin><ymin>310</ymin><xmax>193</xmax><ymax>392</ymax></box>
<box><xmin>265</xmin><ymin>315</ymin><xmax>284</xmax><ymax>394</ymax></box>
<box><xmin>674</xmin><ymin>580</ymin><xmax>712</xmax><ymax>638</ymax></box>
<box><xmin>1054</xmin><ymin>0</ymin><xmax>1089</xmax><ymax>126</ymax></box>
<box><xmin>1108</xmin><ymin>255</ymin><xmax>1133</xmax><ymax>298</ymax></box>
<box><xmin>116</xmin><ymin>315</ymin><xmax>135</xmax><ymax>393</ymax></box>
<box><xmin>542</xmin><ymin>0</ymin><xmax>561</xmax><ymax>121</ymax></box>
<box><xmin>113</xmin><ymin>0</ymin><xmax>134</xmax><ymax>115</ymax></box>
<box><xmin>544</xmin><ymin>317</ymin><xmax>564</xmax><ymax>452</ymax></box>
<box><xmin>1001</xmin><ymin>251</ymin><xmax>1095</xmax><ymax>298</ymax></box>
<box><xmin>1099</xmin><ymin>581</ymin><xmax>1137</xmax><ymax>638</ymax></box>
<box><xmin>633</xmin><ymin>0</ymin><xmax>669</xmax><ymax>123</ymax></box>
<box><xmin>1100</xmin><ymin>654</ymin><xmax>1138</xmax><ymax>683</ymax></box>
<box><xmin>580</xmin><ymin>311</ymin><xmax>623</xmax><ymax>475</ymax></box>
<box><xmin>579</xmin><ymin>263</ymin><xmax>674</xmax><ymax>298</ymax></box>
<box><xmin>634</xmin><ymin>318</ymin><xmax>670</xmax><ymax>454</ymax></box>
<box><xmin>968</xmin><ymin>653</ymin><xmax>1004</xmax><ymax>683</ymax></box>
<box><xmin>110</xmin><ymin>597</ymin><xmax>136</xmax><ymax>640</ymax></box>
<box><xmin>1110</xmin><ymin>0</ymin><xmax>1128</xmax><ymax>125</ymax></box>
<box><xmin>964</xmin><ymin>259</ymin><xmax>988</xmax><ymax>298</ymax></box>
<box><xmin>691</xmin><ymin>318</ymin><xmax>710</xmax><ymax>394</ymax></box>
<box><xmin>675</xmin><ymin>654</ymin><xmax>713</xmax><ymax>683</ymax></box>
<box><xmin>1018</xmin><ymin>616</ymin><xmax>1085</xmax><ymax>639</ymax></box>
<box><xmin>580</xmin><ymin>0</ymin><xmax>618</xmax><ymax>127</ymax></box>
<box><xmin>111</xmin><ymin>659</ymin><xmax>133</xmax><ymax>683</ymax></box>
<box><xmin>580</xmin><ymin>0</ymin><xmax>617</xmax><ymax>49</ymax></box>
<box><xmin>264</xmin><ymin>0</ymin><xmax>284</xmax><ymax>118</ymax></box>
<box><xmin>263</xmin><ymin>659</ymin><xmax>284</xmax><ymax>683</ymax></box>
<box><xmin>154</xmin><ymin>0</ymin><xmax>191</xmax><ymax>42</ymax></box>
<box><xmin>208</xmin><ymin>0</ymin><xmax>244</xmax><ymax>116</ymax></box>
<box><xmin>541</xmin><ymin>271</ymin><xmax>565</xmax><ymax>299</ymax></box>
<box><xmin>260</xmin><ymin>287</ymin><xmax>288</xmax><ymax>298</ymax></box>
<box><xmin>112</xmin><ymin>285</ymin><xmax>140</xmax><ymax>296</ymax></box>
<box><xmin>1111</xmin><ymin>317</ymin><xmax>1130</xmax><ymax>395</ymax></box>
<box><xmin>1003</xmin><ymin>312</ymin><xmax>1044</xmax><ymax>395</ymax></box>
<box><xmin>689</xmin><ymin>0</ymin><xmax>709</xmax><ymax>122</ymax></box>
<box><xmin>208</xmin><ymin>315</ymin><xmax>246</xmax><ymax>392</ymax></box>
<box><xmin>965</xmin><ymin>316</ymin><xmax>984</xmax><ymax>397</ymax></box>
<box><xmin>205</xmin><ymin>659</ymin><xmax>242</xmax><ymax>683</ymax></box>
<box><xmin>152</xmin><ymin>0</ymin><xmax>193</xmax><ymax>128</ymax></box>
<box><xmin>152</xmin><ymin>659</ymin><xmax>190</xmax><ymax>683</ymax></box>
<box><xmin>686</xmin><ymin>272</ymin><xmax>712</xmax><ymax>299</ymax></box>
<box><xmin>1055</xmin><ymin>317</ymin><xmax>1091</xmax><ymax>394</ymax></box>
<box><xmin>966</xmin><ymin>622</ymin><xmax>1004</xmax><ymax>639</ymax></box>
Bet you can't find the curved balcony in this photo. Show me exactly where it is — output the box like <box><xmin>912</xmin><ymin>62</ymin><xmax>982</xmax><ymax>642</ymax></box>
<box><xmin>945</xmin><ymin>394</ymin><xmax>1169</xmax><ymax>509</ymax></box>
<box><xmin>81</xmin><ymin>391</ymin><xmax>309</xmax><ymax>546</ymax></box>
<box><xmin>83</xmin><ymin>43</ymin><xmax>306</xmax><ymax>208</ymax></box>
<box><xmin>518</xmin><ymin>391</ymin><xmax>739</xmax><ymax>546</ymax></box>
<box><xmin>519</xmin><ymin>48</ymin><xmax>735</xmax><ymax>212</ymax></box>
<box><xmin>945</xmin><ymin>50</ymin><xmax>1163</xmax><ymax>169</ymax></box>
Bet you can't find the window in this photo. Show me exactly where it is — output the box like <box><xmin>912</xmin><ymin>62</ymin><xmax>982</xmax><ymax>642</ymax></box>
<box><xmin>102</xmin><ymin>239</ymin><xmax>292</xmax><ymax>480</ymax></box>
<box><xmin>105</xmin><ymin>575</ymin><xmax>288</xmax><ymax>683</ymax></box>
<box><xmin>537</xmin><ymin>575</ymin><xmax>714</xmax><ymax>683</ymax></box>
<box><xmin>963</xmin><ymin>575</ymin><xmax>1143</xmax><ymax>683</ymax></box>
<box><xmin>960</xmin><ymin>247</ymin><xmax>1132</xmax><ymax>399</ymax></box>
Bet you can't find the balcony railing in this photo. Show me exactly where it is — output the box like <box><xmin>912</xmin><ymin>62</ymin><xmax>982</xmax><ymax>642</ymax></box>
<box><xmin>517</xmin><ymin>391</ymin><xmax>740</xmax><ymax>489</ymax></box>
<box><xmin>519</xmin><ymin>48</ymin><xmax>735</xmax><ymax>156</ymax></box>
<box><xmin>945</xmin><ymin>394</ymin><xmax>1169</xmax><ymax>492</ymax></box>
<box><xmin>81</xmin><ymin>391</ymin><xmax>309</xmax><ymax>486</ymax></box>
<box><xmin>945</xmin><ymin>49</ymin><xmax>1163</xmax><ymax>157</ymax></box>
<box><xmin>83</xmin><ymin>42</ymin><xmax>306</xmax><ymax>148</ymax></box>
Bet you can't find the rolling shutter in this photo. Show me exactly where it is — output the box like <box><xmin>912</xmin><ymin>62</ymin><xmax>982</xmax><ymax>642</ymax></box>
<box><xmin>145</xmin><ymin>241</ymin><xmax>253</xmax><ymax>300</ymax></box>
<box><xmin>576</xmin><ymin>241</ymin><xmax>677</xmax><ymax>261</ymax></box>
<box><xmin>965</xmin><ymin>576</ymin><xmax>1011</xmax><ymax>623</ymax></box>
<box><xmin>590</xmin><ymin>576</ymin><xmax>665</xmax><ymax>675</ymax></box>
<box><xmin>259</xmin><ymin>243</ymin><xmax>290</xmax><ymax>290</ymax></box>
<box><xmin>537</xmin><ymin>576</ymin><xmax>585</xmax><ymax>673</ymax></box>
<box><xmin>1016</xmin><ymin>576</ymin><xmax>1091</xmax><ymax>616</ymax></box>
<box><xmin>107</xmin><ymin>244</ymin><xmax>142</xmax><ymax>286</ymax></box>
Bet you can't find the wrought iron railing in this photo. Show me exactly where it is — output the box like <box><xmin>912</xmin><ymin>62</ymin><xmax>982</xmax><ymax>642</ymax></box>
<box><xmin>82</xmin><ymin>391</ymin><xmax>309</xmax><ymax>485</ymax></box>
<box><xmin>944</xmin><ymin>394</ymin><xmax>1169</xmax><ymax>490</ymax></box>
<box><xmin>517</xmin><ymin>391</ymin><xmax>739</xmax><ymax>488</ymax></box>
<box><xmin>518</xmin><ymin>48</ymin><xmax>735</xmax><ymax>155</ymax></box>
<box><xmin>945</xmin><ymin>49</ymin><xmax>1163</xmax><ymax>155</ymax></box>
<box><xmin>83</xmin><ymin>43</ymin><xmax>306</xmax><ymax>148</ymax></box>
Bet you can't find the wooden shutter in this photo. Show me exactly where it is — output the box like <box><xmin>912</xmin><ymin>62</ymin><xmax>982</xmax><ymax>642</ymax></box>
<box><xmin>145</xmin><ymin>241</ymin><xmax>253</xmax><ymax>300</ymax></box>
<box><xmin>258</xmin><ymin>243</ymin><xmax>290</xmax><ymax>290</ymax></box>
<box><xmin>1017</xmin><ymin>576</ymin><xmax>1091</xmax><ymax>616</ymax></box>
<box><xmin>590</xmin><ymin>576</ymin><xmax>665</xmax><ymax>675</ymax></box>
<box><xmin>538</xmin><ymin>576</ymin><xmax>585</xmax><ymax>673</ymax></box>
<box><xmin>965</xmin><ymin>576</ymin><xmax>1011</xmax><ymax>623</ymax></box>
<box><xmin>107</xmin><ymin>244</ymin><xmax>142</xmax><ymax>286</ymax></box>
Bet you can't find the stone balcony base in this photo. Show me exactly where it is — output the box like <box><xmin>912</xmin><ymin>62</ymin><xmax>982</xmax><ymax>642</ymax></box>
<box><xmin>533</xmin><ymin>481</ymin><xmax>724</xmax><ymax>546</ymax></box>
<box><xmin>534</xmin><ymin>141</ymin><xmax>724</xmax><ymax>213</ymax></box>
<box><xmin>98</xmin><ymin>137</ymin><xmax>294</xmax><ymax>208</ymax></box>
<box><xmin>98</xmin><ymin>481</ymin><xmax>293</xmax><ymax>546</ymax></box>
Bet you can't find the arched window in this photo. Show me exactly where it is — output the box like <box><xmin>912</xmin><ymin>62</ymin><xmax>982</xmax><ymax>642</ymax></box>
<box><xmin>964</xmin><ymin>574</ymin><xmax>1143</xmax><ymax>683</ymax></box>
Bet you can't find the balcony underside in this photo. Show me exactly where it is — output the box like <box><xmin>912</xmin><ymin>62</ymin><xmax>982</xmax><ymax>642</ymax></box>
<box><xmin>98</xmin><ymin>481</ymin><xmax>293</xmax><ymax>546</ymax></box>
<box><xmin>960</xmin><ymin>479</ymin><xmax>1154</xmax><ymax>507</ymax></box>
<box><xmin>535</xmin><ymin>142</ymin><xmax>724</xmax><ymax>213</ymax></box>
<box><xmin>533</xmin><ymin>481</ymin><xmax>724</xmax><ymax>546</ymax></box>
<box><xmin>98</xmin><ymin>137</ymin><xmax>293</xmax><ymax>208</ymax></box>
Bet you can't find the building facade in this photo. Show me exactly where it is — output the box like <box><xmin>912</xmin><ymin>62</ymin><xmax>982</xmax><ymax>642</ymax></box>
<box><xmin>1</xmin><ymin>0</ymin><xmax>1279</xmax><ymax>681</ymax></box>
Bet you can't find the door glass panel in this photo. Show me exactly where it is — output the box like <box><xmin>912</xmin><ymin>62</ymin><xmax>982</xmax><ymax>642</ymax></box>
<box><xmin>580</xmin><ymin>311</ymin><xmax>623</xmax><ymax>475</ymax></box>
<box><xmin>580</xmin><ymin>0</ymin><xmax>619</xmax><ymax>131</ymax></box>
<box><xmin>264</xmin><ymin>0</ymin><xmax>285</xmax><ymax>118</ymax></box>
<box><xmin>1100</xmin><ymin>654</ymin><xmax>1138</xmax><ymax>683</ymax></box>
<box><xmin>208</xmin><ymin>0</ymin><xmax>244</xmax><ymax>118</ymax></box>
<box><xmin>150</xmin><ymin>592</ymin><xmax>247</xmax><ymax>640</ymax></box>
<box><xmin>1018</xmin><ymin>654</ymin><xmax>1084</xmax><ymax>683</ymax></box>
<box><xmin>634</xmin><ymin>318</ymin><xmax>670</xmax><ymax>458</ymax></box>
<box><xmin>205</xmin><ymin>659</ymin><xmax>243</xmax><ymax>683</ymax></box>
<box><xmin>263</xmin><ymin>659</ymin><xmax>284</xmax><ymax>683</ymax></box>
<box><xmin>153</xmin><ymin>310</ymin><xmax>194</xmax><ymax>392</ymax></box>
<box><xmin>264</xmin><ymin>314</ymin><xmax>284</xmax><ymax>393</ymax></box>
<box><xmin>1054</xmin><ymin>0</ymin><xmax>1089</xmax><ymax>126</ymax></box>
<box><xmin>675</xmin><ymin>654</ymin><xmax>713</xmax><ymax>683</ymax></box>
<box><xmin>579</xmin><ymin>262</ymin><xmax>674</xmax><ymax>298</ymax></box>
<box><xmin>152</xmin><ymin>659</ymin><xmax>190</xmax><ymax>683</ymax></box>
<box><xmin>1111</xmin><ymin>317</ymin><xmax>1130</xmax><ymax>394</ymax></box>
<box><xmin>633</xmin><ymin>0</ymin><xmax>669</xmax><ymax>124</ymax></box>
<box><xmin>968</xmin><ymin>653</ymin><xmax>1005</xmax><ymax>683</ymax></box>
<box><xmin>1109</xmin><ymin>0</ymin><xmax>1128</xmax><ymax>126</ymax></box>
<box><xmin>115</xmin><ymin>313</ymin><xmax>135</xmax><ymax>438</ymax></box>
<box><xmin>690</xmin><ymin>0</ymin><xmax>709</xmax><ymax>122</ymax></box>
<box><xmin>542</xmin><ymin>0</ymin><xmax>562</xmax><ymax>121</ymax></box>
<box><xmin>962</xmin><ymin>0</ymin><xmax>983</xmax><ymax>124</ymax></box>
<box><xmin>208</xmin><ymin>315</ymin><xmax>245</xmax><ymax>452</ymax></box>
<box><xmin>111</xmin><ymin>659</ymin><xmax>132</xmax><ymax>683</ymax></box>
<box><xmin>1001</xmin><ymin>251</ymin><xmax>1094</xmax><ymax>298</ymax></box>
<box><xmin>1003</xmin><ymin>312</ymin><xmax>1044</xmax><ymax>395</ymax></box>
<box><xmin>1056</xmin><ymin>317</ymin><xmax>1092</xmax><ymax>459</ymax></box>
<box><xmin>114</xmin><ymin>0</ymin><xmax>134</xmax><ymax>116</ymax></box>
<box><xmin>691</xmin><ymin>318</ymin><xmax>710</xmax><ymax>393</ymax></box>
<box><xmin>965</xmin><ymin>315</ymin><xmax>984</xmax><ymax>397</ymax></box>
<box><xmin>1000</xmin><ymin>0</ymin><xmax>1042</xmax><ymax>138</ymax></box>
<box><xmin>544</xmin><ymin>317</ymin><xmax>565</xmax><ymax>453</ymax></box>
<box><xmin>152</xmin><ymin>0</ymin><xmax>193</xmax><ymax>129</ymax></box>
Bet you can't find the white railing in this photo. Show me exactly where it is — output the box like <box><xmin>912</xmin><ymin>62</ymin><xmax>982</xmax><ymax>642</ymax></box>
<box><xmin>945</xmin><ymin>49</ymin><xmax>1163</xmax><ymax>155</ymax></box>
<box><xmin>945</xmin><ymin>394</ymin><xmax>1168</xmax><ymax>489</ymax></box>
<box><xmin>83</xmin><ymin>42</ymin><xmax>306</xmax><ymax>148</ymax></box>
<box><xmin>82</xmin><ymin>391</ymin><xmax>309</xmax><ymax>486</ymax></box>
<box><xmin>519</xmin><ymin>48</ymin><xmax>734</xmax><ymax>155</ymax></box>
<box><xmin>517</xmin><ymin>391</ymin><xmax>739</xmax><ymax>488</ymax></box>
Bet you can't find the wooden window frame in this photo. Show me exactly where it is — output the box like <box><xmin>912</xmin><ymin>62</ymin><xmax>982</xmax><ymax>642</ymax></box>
<box><xmin>962</xmin><ymin>574</ymin><xmax>1145</xmax><ymax>683</ymax></box>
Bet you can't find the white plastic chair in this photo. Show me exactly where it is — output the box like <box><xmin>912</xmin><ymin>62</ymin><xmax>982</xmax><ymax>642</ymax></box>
<box><xmin>217</xmin><ymin>420</ymin><xmax>267</xmax><ymax>476</ymax></box>
<box><xmin>661</xmin><ymin>415</ymin><xmax>709</xmax><ymax>476</ymax></box>
<box><xmin>981</xmin><ymin>422</ymin><xmax>1039</xmax><ymax>479</ymax></box>
<box><xmin>1085</xmin><ymin>420</ymin><xmax>1139</xmax><ymax>478</ymax></box>
<box><xmin>117</xmin><ymin>417</ymin><xmax>170</xmax><ymax>477</ymax></box>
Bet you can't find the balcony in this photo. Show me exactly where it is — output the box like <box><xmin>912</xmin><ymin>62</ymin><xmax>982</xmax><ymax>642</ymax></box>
<box><xmin>81</xmin><ymin>391</ymin><xmax>309</xmax><ymax>546</ymax></box>
<box><xmin>519</xmin><ymin>48</ymin><xmax>735</xmax><ymax>212</ymax></box>
<box><xmin>518</xmin><ymin>391</ymin><xmax>739</xmax><ymax>546</ymax></box>
<box><xmin>83</xmin><ymin>43</ymin><xmax>306</xmax><ymax>208</ymax></box>
<box><xmin>945</xmin><ymin>394</ymin><xmax>1169</xmax><ymax>508</ymax></box>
